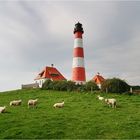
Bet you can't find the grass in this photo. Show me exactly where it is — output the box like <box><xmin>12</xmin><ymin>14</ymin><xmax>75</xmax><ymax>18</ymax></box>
<box><xmin>0</xmin><ymin>89</ymin><xmax>140</xmax><ymax>139</ymax></box>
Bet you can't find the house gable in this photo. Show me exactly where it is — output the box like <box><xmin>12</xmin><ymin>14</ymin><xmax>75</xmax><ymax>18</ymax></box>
<box><xmin>35</xmin><ymin>66</ymin><xmax>66</xmax><ymax>81</ymax></box>
<box><xmin>92</xmin><ymin>73</ymin><xmax>105</xmax><ymax>88</ymax></box>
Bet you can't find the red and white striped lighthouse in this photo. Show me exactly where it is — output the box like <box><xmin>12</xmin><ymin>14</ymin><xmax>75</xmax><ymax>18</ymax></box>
<box><xmin>72</xmin><ymin>22</ymin><xmax>86</xmax><ymax>84</ymax></box>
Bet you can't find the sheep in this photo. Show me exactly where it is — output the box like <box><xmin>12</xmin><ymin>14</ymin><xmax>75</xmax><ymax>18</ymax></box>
<box><xmin>0</xmin><ymin>106</ymin><xmax>6</xmax><ymax>113</ymax></box>
<box><xmin>28</xmin><ymin>99</ymin><xmax>38</xmax><ymax>108</ymax></box>
<box><xmin>97</xmin><ymin>95</ymin><xmax>104</xmax><ymax>101</ymax></box>
<box><xmin>105</xmin><ymin>98</ymin><xmax>117</xmax><ymax>108</ymax></box>
<box><xmin>53</xmin><ymin>101</ymin><xmax>64</xmax><ymax>108</ymax></box>
<box><xmin>10</xmin><ymin>100</ymin><xmax>22</xmax><ymax>106</ymax></box>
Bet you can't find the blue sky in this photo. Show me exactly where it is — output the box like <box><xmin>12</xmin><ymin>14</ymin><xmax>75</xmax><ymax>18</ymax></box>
<box><xmin>0</xmin><ymin>0</ymin><xmax>140</xmax><ymax>91</ymax></box>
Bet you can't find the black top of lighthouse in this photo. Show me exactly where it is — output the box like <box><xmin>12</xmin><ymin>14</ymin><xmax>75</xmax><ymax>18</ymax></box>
<box><xmin>74</xmin><ymin>22</ymin><xmax>84</xmax><ymax>34</ymax></box>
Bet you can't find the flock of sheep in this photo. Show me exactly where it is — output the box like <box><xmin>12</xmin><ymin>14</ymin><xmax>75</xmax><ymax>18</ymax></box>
<box><xmin>0</xmin><ymin>99</ymin><xmax>65</xmax><ymax>113</ymax></box>
<box><xmin>97</xmin><ymin>95</ymin><xmax>117</xmax><ymax>108</ymax></box>
<box><xmin>0</xmin><ymin>95</ymin><xmax>117</xmax><ymax>113</ymax></box>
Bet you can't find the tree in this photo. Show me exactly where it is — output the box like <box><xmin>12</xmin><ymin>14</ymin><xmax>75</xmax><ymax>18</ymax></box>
<box><xmin>101</xmin><ymin>78</ymin><xmax>130</xmax><ymax>93</ymax></box>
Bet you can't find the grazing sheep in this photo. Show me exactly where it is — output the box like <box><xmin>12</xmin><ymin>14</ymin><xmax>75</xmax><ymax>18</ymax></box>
<box><xmin>0</xmin><ymin>106</ymin><xmax>6</xmax><ymax>113</ymax></box>
<box><xmin>97</xmin><ymin>95</ymin><xmax>104</xmax><ymax>101</ymax></box>
<box><xmin>10</xmin><ymin>100</ymin><xmax>22</xmax><ymax>106</ymax></box>
<box><xmin>105</xmin><ymin>98</ymin><xmax>117</xmax><ymax>108</ymax></box>
<box><xmin>28</xmin><ymin>99</ymin><xmax>38</xmax><ymax>108</ymax></box>
<box><xmin>53</xmin><ymin>101</ymin><xmax>64</xmax><ymax>108</ymax></box>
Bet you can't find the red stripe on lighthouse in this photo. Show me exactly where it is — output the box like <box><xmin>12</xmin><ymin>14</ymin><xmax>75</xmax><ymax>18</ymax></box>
<box><xmin>73</xmin><ymin>47</ymin><xmax>84</xmax><ymax>57</ymax></box>
<box><xmin>72</xmin><ymin>67</ymin><xmax>85</xmax><ymax>81</ymax></box>
<box><xmin>74</xmin><ymin>32</ymin><xmax>82</xmax><ymax>38</ymax></box>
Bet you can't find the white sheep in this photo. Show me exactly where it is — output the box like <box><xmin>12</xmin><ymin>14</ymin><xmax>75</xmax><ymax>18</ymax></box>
<box><xmin>28</xmin><ymin>99</ymin><xmax>38</xmax><ymax>108</ymax></box>
<box><xmin>0</xmin><ymin>106</ymin><xmax>6</xmax><ymax>113</ymax></box>
<box><xmin>53</xmin><ymin>101</ymin><xmax>64</xmax><ymax>108</ymax></box>
<box><xmin>10</xmin><ymin>100</ymin><xmax>22</xmax><ymax>106</ymax></box>
<box><xmin>105</xmin><ymin>98</ymin><xmax>117</xmax><ymax>108</ymax></box>
<box><xmin>97</xmin><ymin>95</ymin><xmax>104</xmax><ymax>101</ymax></box>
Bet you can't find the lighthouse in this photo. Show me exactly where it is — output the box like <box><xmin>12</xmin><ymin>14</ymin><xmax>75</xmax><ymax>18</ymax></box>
<box><xmin>72</xmin><ymin>22</ymin><xmax>86</xmax><ymax>84</ymax></box>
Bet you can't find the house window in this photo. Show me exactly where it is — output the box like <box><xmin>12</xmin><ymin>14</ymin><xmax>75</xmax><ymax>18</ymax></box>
<box><xmin>50</xmin><ymin>73</ymin><xmax>59</xmax><ymax>77</ymax></box>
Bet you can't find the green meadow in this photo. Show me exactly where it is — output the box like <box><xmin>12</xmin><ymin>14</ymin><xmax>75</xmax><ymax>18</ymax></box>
<box><xmin>0</xmin><ymin>89</ymin><xmax>140</xmax><ymax>139</ymax></box>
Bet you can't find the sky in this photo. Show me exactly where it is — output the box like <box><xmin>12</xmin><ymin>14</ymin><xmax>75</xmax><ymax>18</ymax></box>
<box><xmin>0</xmin><ymin>0</ymin><xmax>140</xmax><ymax>92</ymax></box>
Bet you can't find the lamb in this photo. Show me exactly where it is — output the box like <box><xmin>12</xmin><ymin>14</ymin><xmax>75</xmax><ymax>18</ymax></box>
<box><xmin>53</xmin><ymin>101</ymin><xmax>64</xmax><ymax>108</ymax></box>
<box><xmin>10</xmin><ymin>100</ymin><xmax>22</xmax><ymax>106</ymax></box>
<box><xmin>97</xmin><ymin>95</ymin><xmax>104</xmax><ymax>101</ymax></box>
<box><xmin>28</xmin><ymin>99</ymin><xmax>38</xmax><ymax>108</ymax></box>
<box><xmin>0</xmin><ymin>106</ymin><xmax>6</xmax><ymax>113</ymax></box>
<box><xmin>105</xmin><ymin>98</ymin><xmax>117</xmax><ymax>108</ymax></box>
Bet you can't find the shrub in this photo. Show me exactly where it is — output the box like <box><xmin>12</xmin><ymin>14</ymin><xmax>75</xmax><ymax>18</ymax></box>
<box><xmin>75</xmin><ymin>84</ymin><xmax>86</xmax><ymax>92</ymax></box>
<box><xmin>66</xmin><ymin>81</ymin><xmax>76</xmax><ymax>92</ymax></box>
<box><xmin>52</xmin><ymin>80</ymin><xmax>67</xmax><ymax>91</ymax></box>
<box><xmin>101</xmin><ymin>78</ymin><xmax>130</xmax><ymax>93</ymax></box>
<box><xmin>131</xmin><ymin>85</ymin><xmax>140</xmax><ymax>90</ymax></box>
<box><xmin>42</xmin><ymin>80</ymin><xmax>99</xmax><ymax>92</ymax></box>
<box><xmin>85</xmin><ymin>81</ymin><xmax>99</xmax><ymax>91</ymax></box>
<box><xmin>42</xmin><ymin>79</ymin><xmax>53</xmax><ymax>90</ymax></box>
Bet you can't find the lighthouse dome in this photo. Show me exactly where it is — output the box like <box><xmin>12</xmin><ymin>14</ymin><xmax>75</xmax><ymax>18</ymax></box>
<box><xmin>74</xmin><ymin>22</ymin><xmax>84</xmax><ymax>34</ymax></box>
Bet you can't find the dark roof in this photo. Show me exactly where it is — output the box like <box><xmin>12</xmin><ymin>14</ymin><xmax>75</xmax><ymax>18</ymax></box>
<box><xmin>74</xmin><ymin>22</ymin><xmax>84</xmax><ymax>34</ymax></box>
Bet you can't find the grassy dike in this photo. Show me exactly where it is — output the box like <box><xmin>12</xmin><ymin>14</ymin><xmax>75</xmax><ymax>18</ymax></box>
<box><xmin>0</xmin><ymin>89</ymin><xmax>140</xmax><ymax>139</ymax></box>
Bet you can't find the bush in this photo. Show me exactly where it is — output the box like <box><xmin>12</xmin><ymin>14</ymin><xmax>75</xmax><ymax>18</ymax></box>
<box><xmin>66</xmin><ymin>81</ymin><xmax>76</xmax><ymax>92</ymax></box>
<box><xmin>75</xmin><ymin>84</ymin><xmax>86</xmax><ymax>92</ymax></box>
<box><xmin>101</xmin><ymin>78</ymin><xmax>130</xmax><ymax>93</ymax></box>
<box><xmin>52</xmin><ymin>80</ymin><xmax>68</xmax><ymax>91</ymax></box>
<box><xmin>42</xmin><ymin>79</ymin><xmax>53</xmax><ymax>90</ymax></box>
<box><xmin>85</xmin><ymin>81</ymin><xmax>99</xmax><ymax>91</ymax></box>
<box><xmin>131</xmin><ymin>85</ymin><xmax>140</xmax><ymax>90</ymax></box>
<box><xmin>42</xmin><ymin>80</ymin><xmax>99</xmax><ymax>92</ymax></box>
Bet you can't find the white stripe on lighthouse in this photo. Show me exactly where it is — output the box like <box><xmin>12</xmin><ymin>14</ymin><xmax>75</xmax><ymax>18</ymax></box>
<box><xmin>74</xmin><ymin>38</ymin><xmax>83</xmax><ymax>48</ymax></box>
<box><xmin>72</xmin><ymin>57</ymin><xmax>85</xmax><ymax>68</ymax></box>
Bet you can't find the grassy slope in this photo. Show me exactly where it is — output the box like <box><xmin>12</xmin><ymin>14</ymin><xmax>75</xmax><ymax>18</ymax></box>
<box><xmin>0</xmin><ymin>89</ymin><xmax>140</xmax><ymax>139</ymax></box>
